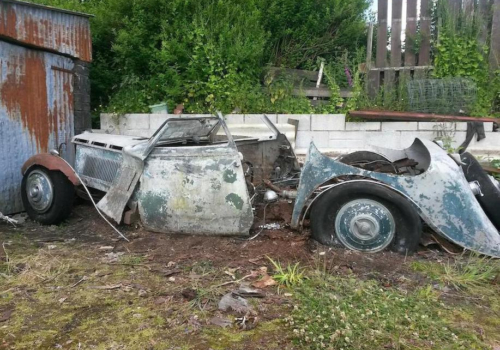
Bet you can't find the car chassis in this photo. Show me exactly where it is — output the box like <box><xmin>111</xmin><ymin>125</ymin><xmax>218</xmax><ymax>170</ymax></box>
<box><xmin>21</xmin><ymin>114</ymin><xmax>500</xmax><ymax>258</ymax></box>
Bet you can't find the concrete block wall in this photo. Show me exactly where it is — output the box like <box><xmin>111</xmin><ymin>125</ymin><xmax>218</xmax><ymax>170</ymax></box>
<box><xmin>100</xmin><ymin>113</ymin><xmax>499</xmax><ymax>156</ymax></box>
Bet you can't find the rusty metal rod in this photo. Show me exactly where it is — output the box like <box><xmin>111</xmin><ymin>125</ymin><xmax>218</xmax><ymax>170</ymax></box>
<box><xmin>349</xmin><ymin>110</ymin><xmax>497</xmax><ymax>123</ymax></box>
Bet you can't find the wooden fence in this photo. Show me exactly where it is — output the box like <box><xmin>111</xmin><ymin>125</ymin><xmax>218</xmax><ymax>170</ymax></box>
<box><xmin>367</xmin><ymin>0</ymin><xmax>500</xmax><ymax>96</ymax></box>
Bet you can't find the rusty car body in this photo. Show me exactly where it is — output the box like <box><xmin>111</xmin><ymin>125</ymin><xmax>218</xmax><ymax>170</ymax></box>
<box><xmin>20</xmin><ymin>114</ymin><xmax>500</xmax><ymax>258</ymax></box>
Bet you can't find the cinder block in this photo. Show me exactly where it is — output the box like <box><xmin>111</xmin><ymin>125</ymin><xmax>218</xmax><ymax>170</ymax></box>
<box><xmin>484</xmin><ymin>122</ymin><xmax>494</xmax><ymax>132</ymax></box>
<box><xmin>455</xmin><ymin>122</ymin><xmax>468</xmax><ymax>131</ymax></box>
<box><xmin>295</xmin><ymin>131</ymin><xmax>329</xmax><ymax>149</ymax></box>
<box><xmin>180</xmin><ymin>114</ymin><xmax>211</xmax><ymax>118</ymax></box>
<box><xmin>150</xmin><ymin>114</ymin><xmax>169</xmax><ymax>130</ymax></box>
<box><xmin>100</xmin><ymin>113</ymin><xmax>119</xmax><ymax>132</ymax></box>
<box><xmin>245</xmin><ymin>114</ymin><xmax>277</xmax><ymax>124</ymax></box>
<box><xmin>224</xmin><ymin>114</ymin><xmax>245</xmax><ymax>124</ymax></box>
<box><xmin>329</xmin><ymin>131</ymin><xmax>366</xmax><ymax>140</ymax></box>
<box><xmin>400</xmin><ymin>131</ymin><xmax>435</xmax><ymax>147</ymax></box>
<box><xmin>345</xmin><ymin>122</ymin><xmax>381</xmax><ymax>131</ymax></box>
<box><xmin>311</xmin><ymin>114</ymin><xmax>346</xmax><ymax>131</ymax></box>
<box><xmin>123</xmin><ymin>114</ymin><xmax>150</xmax><ymax>130</ymax></box>
<box><xmin>381</xmin><ymin>121</ymin><xmax>418</xmax><ymax>131</ymax></box>
<box><xmin>328</xmin><ymin>139</ymin><xmax>366</xmax><ymax>150</ymax></box>
<box><xmin>365</xmin><ymin>131</ymin><xmax>402</xmax><ymax>149</ymax></box>
<box><xmin>278</xmin><ymin>114</ymin><xmax>311</xmax><ymax>131</ymax></box>
<box><xmin>418</xmin><ymin>121</ymin><xmax>455</xmax><ymax>131</ymax></box>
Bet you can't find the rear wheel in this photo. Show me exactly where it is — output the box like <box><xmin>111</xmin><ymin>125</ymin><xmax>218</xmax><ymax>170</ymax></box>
<box><xmin>21</xmin><ymin>166</ymin><xmax>75</xmax><ymax>225</ymax></box>
<box><xmin>310</xmin><ymin>182</ymin><xmax>422</xmax><ymax>254</ymax></box>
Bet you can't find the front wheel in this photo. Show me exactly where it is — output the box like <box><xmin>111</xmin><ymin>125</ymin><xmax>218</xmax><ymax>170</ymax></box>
<box><xmin>310</xmin><ymin>182</ymin><xmax>422</xmax><ymax>254</ymax></box>
<box><xmin>21</xmin><ymin>166</ymin><xmax>75</xmax><ymax>225</ymax></box>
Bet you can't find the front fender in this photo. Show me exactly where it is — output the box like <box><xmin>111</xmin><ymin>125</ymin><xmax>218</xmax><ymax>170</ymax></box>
<box><xmin>292</xmin><ymin>139</ymin><xmax>500</xmax><ymax>258</ymax></box>
<box><xmin>22</xmin><ymin>154</ymin><xmax>80</xmax><ymax>186</ymax></box>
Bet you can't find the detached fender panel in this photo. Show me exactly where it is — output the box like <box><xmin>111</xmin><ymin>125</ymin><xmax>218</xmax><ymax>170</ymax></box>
<box><xmin>22</xmin><ymin>154</ymin><xmax>80</xmax><ymax>186</ymax></box>
<box><xmin>293</xmin><ymin>139</ymin><xmax>500</xmax><ymax>258</ymax></box>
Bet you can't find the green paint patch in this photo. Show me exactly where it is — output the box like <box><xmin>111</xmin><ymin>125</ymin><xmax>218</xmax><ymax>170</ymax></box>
<box><xmin>223</xmin><ymin>169</ymin><xmax>237</xmax><ymax>183</ymax></box>
<box><xmin>225</xmin><ymin>193</ymin><xmax>244</xmax><ymax>210</ymax></box>
<box><xmin>211</xmin><ymin>178</ymin><xmax>222</xmax><ymax>191</ymax></box>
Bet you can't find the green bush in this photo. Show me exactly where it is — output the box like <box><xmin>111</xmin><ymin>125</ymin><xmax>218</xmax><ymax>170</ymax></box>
<box><xmin>28</xmin><ymin>0</ymin><xmax>370</xmax><ymax>115</ymax></box>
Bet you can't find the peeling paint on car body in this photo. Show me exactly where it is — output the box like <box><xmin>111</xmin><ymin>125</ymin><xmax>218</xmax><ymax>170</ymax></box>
<box><xmin>292</xmin><ymin>138</ymin><xmax>500</xmax><ymax>258</ymax></box>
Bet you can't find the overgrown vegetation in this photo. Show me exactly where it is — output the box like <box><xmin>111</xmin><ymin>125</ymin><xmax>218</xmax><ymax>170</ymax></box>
<box><xmin>28</xmin><ymin>0</ymin><xmax>370</xmax><ymax>117</ymax></box>
<box><xmin>432</xmin><ymin>0</ymin><xmax>500</xmax><ymax>116</ymax></box>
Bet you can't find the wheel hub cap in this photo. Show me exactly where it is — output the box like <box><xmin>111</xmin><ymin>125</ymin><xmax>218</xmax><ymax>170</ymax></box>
<box><xmin>335</xmin><ymin>199</ymin><xmax>395</xmax><ymax>252</ymax></box>
<box><xmin>26</xmin><ymin>170</ymin><xmax>53</xmax><ymax>213</ymax></box>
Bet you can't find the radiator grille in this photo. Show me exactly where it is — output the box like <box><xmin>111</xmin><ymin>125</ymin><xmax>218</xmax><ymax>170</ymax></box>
<box><xmin>82</xmin><ymin>155</ymin><xmax>120</xmax><ymax>184</ymax></box>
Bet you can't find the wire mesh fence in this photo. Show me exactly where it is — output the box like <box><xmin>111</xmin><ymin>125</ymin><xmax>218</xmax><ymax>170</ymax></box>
<box><xmin>406</xmin><ymin>78</ymin><xmax>477</xmax><ymax>115</ymax></box>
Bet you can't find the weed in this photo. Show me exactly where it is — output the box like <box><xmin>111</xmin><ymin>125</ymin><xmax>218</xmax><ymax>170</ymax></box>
<box><xmin>287</xmin><ymin>275</ymin><xmax>490</xmax><ymax>349</ymax></box>
<box><xmin>267</xmin><ymin>257</ymin><xmax>305</xmax><ymax>288</ymax></box>
<box><xmin>411</xmin><ymin>254</ymin><xmax>499</xmax><ymax>291</ymax></box>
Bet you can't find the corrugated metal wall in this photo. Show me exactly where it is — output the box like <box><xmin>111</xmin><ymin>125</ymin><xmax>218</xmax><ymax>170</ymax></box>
<box><xmin>0</xmin><ymin>40</ymin><xmax>75</xmax><ymax>214</ymax></box>
<box><xmin>0</xmin><ymin>0</ymin><xmax>92</xmax><ymax>62</ymax></box>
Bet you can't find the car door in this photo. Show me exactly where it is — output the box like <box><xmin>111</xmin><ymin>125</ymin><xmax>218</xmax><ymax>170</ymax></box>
<box><xmin>136</xmin><ymin>117</ymin><xmax>254</xmax><ymax>235</ymax></box>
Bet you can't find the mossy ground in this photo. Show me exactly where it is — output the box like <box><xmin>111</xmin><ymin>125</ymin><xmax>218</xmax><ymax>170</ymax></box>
<box><xmin>1</xmin><ymin>209</ymin><xmax>499</xmax><ymax>349</ymax></box>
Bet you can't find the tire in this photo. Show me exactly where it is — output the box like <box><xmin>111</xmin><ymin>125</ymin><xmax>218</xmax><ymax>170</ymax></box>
<box><xmin>21</xmin><ymin>166</ymin><xmax>75</xmax><ymax>225</ymax></box>
<box><xmin>461</xmin><ymin>152</ymin><xmax>500</xmax><ymax>230</ymax></box>
<box><xmin>310</xmin><ymin>182</ymin><xmax>422</xmax><ymax>254</ymax></box>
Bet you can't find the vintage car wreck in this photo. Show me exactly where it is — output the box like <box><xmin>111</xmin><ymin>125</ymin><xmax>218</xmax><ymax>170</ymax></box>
<box><xmin>21</xmin><ymin>114</ymin><xmax>500</xmax><ymax>258</ymax></box>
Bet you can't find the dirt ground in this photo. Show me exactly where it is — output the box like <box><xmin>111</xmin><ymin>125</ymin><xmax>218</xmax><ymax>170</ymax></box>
<box><xmin>0</xmin><ymin>203</ymin><xmax>498</xmax><ymax>350</ymax></box>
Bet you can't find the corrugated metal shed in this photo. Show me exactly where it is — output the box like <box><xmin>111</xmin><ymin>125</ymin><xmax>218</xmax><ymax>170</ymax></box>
<box><xmin>0</xmin><ymin>1</ymin><xmax>91</xmax><ymax>214</ymax></box>
<box><xmin>0</xmin><ymin>0</ymin><xmax>92</xmax><ymax>62</ymax></box>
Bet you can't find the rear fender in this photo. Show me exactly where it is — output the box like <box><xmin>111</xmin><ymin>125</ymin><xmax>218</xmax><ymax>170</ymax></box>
<box><xmin>22</xmin><ymin>154</ymin><xmax>80</xmax><ymax>186</ymax></box>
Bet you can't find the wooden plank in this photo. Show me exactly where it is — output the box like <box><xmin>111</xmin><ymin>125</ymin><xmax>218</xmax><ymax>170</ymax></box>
<box><xmin>405</xmin><ymin>0</ymin><xmax>418</xmax><ymax>66</ymax></box>
<box><xmin>366</xmin><ymin>23</ymin><xmax>374</xmax><ymax>69</ymax></box>
<box><xmin>490</xmin><ymin>0</ymin><xmax>500</xmax><ymax>70</ymax></box>
<box><xmin>292</xmin><ymin>88</ymin><xmax>353</xmax><ymax>98</ymax></box>
<box><xmin>448</xmin><ymin>0</ymin><xmax>462</xmax><ymax>22</ymax></box>
<box><xmin>267</xmin><ymin>67</ymin><xmax>318</xmax><ymax>81</ymax></box>
<box><xmin>349</xmin><ymin>110</ymin><xmax>498</xmax><ymax>122</ymax></box>
<box><xmin>376</xmin><ymin>0</ymin><xmax>389</xmax><ymax>68</ymax></box>
<box><xmin>419</xmin><ymin>0</ymin><xmax>432</xmax><ymax>65</ymax></box>
<box><xmin>369</xmin><ymin>65</ymin><xmax>433</xmax><ymax>71</ymax></box>
<box><xmin>478</xmin><ymin>0</ymin><xmax>491</xmax><ymax>48</ymax></box>
<box><xmin>368</xmin><ymin>70</ymin><xmax>380</xmax><ymax>97</ymax></box>
<box><xmin>391</xmin><ymin>0</ymin><xmax>403</xmax><ymax>68</ymax></box>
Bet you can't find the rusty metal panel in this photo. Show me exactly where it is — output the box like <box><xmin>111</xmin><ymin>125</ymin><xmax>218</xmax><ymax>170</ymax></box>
<box><xmin>0</xmin><ymin>40</ymin><xmax>75</xmax><ymax>214</ymax></box>
<box><xmin>293</xmin><ymin>139</ymin><xmax>500</xmax><ymax>258</ymax></box>
<box><xmin>138</xmin><ymin>146</ymin><xmax>254</xmax><ymax>236</ymax></box>
<box><xmin>0</xmin><ymin>0</ymin><xmax>92</xmax><ymax>62</ymax></box>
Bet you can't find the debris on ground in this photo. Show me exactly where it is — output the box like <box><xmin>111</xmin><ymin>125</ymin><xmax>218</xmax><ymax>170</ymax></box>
<box><xmin>259</xmin><ymin>223</ymin><xmax>281</xmax><ymax>230</ymax></box>
<box><xmin>209</xmin><ymin>316</ymin><xmax>232</xmax><ymax>328</ymax></box>
<box><xmin>218</xmin><ymin>293</ymin><xmax>254</xmax><ymax>314</ymax></box>
<box><xmin>251</xmin><ymin>267</ymin><xmax>277</xmax><ymax>289</ymax></box>
<box><xmin>0</xmin><ymin>306</ymin><xmax>14</xmax><ymax>323</ymax></box>
<box><xmin>0</xmin><ymin>212</ymin><xmax>18</xmax><ymax>226</ymax></box>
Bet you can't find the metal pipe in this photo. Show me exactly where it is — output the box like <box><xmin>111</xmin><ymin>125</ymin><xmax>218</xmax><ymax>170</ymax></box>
<box><xmin>349</xmin><ymin>110</ymin><xmax>497</xmax><ymax>123</ymax></box>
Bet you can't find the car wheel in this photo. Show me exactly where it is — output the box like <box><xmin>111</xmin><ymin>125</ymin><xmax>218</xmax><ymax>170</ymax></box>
<box><xmin>461</xmin><ymin>152</ymin><xmax>500</xmax><ymax>230</ymax></box>
<box><xmin>21</xmin><ymin>166</ymin><xmax>75</xmax><ymax>225</ymax></box>
<box><xmin>310</xmin><ymin>182</ymin><xmax>422</xmax><ymax>254</ymax></box>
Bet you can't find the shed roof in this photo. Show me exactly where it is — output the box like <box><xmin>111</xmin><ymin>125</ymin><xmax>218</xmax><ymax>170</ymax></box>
<box><xmin>1</xmin><ymin>0</ymin><xmax>92</xmax><ymax>18</ymax></box>
<box><xmin>0</xmin><ymin>0</ymin><xmax>92</xmax><ymax>62</ymax></box>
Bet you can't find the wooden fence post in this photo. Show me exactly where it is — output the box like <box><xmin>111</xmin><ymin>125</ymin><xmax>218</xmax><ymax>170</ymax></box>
<box><xmin>490</xmin><ymin>0</ymin><xmax>500</xmax><ymax>70</ymax></box>
<box><xmin>405</xmin><ymin>0</ymin><xmax>418</xmax><ymax>67</ymax></box>
<box><xmin>418</xmin><ymin>0</ymin><xmax>432</xmax><ymax>70</ymax></box>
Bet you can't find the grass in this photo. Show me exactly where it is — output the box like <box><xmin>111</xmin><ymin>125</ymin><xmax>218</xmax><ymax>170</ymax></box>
<box><xmin>2</xmin><ymin>224</ymin><xmax>499</xmax><ymax>350</ymax></box>
<box><xmin>287</xmin><ymin>272</ymin><xmax>492</xmax><ymax>350</ymax></box>
<box><xmin>410</xmin><ymin>253</ymin><xmax>500</xmax><ymax>291</ymax></box>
